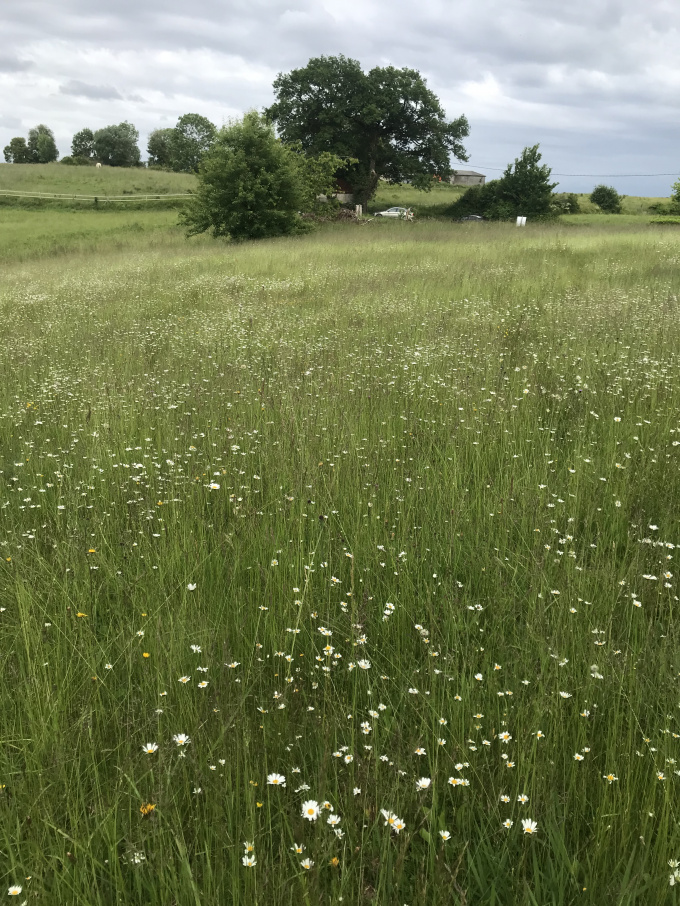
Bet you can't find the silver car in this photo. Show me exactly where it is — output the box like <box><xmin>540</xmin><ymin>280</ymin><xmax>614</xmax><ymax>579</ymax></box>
<box><xmin>374</xmin><ymin>206</ymin><xmax>414</xmax><ymax>220</ymax></box>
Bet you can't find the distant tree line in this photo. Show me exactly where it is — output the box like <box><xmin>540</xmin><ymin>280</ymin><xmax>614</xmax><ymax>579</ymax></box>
<box><xmin>3</xmin><ymin>114</ymin><xmax>218</xmax><ymax>172</ymax></box>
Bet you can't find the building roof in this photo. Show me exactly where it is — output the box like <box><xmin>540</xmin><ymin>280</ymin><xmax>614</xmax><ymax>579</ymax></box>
<box><xmin>453</xmin><ymin>170</ymin><xmax>485</xmax><ymax>176</ymax></box>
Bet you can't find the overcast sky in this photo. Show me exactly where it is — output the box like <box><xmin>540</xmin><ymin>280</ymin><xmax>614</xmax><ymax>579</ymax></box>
<box><xmin>1</xmin><ymin>0</ymin><xmax>678</xmax><ymax>195</ymax></box>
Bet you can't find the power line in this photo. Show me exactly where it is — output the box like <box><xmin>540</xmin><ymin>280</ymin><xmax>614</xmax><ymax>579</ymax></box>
<box><xmin>463</xmin><ymin>164</ymin><xmax>678</xmax><ymax>178</ymax></box>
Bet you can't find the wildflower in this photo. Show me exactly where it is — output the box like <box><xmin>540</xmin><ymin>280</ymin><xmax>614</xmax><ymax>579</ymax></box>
<box><xmin>358</xmin><ymin>659</ymin><xmax>371</xmax><ymax>670</ymax></box>
<box><xmin>522</xmin><ymin>819</ymin><xmax>538</xmax><ymax>835</ymax></box>
<box><xmin>559</xmin><ymin>691</ymin><xmax>572</xmax><ymax>699</ymax></box>
<box><xmin>499</xmin><ymin>731</ymin><xmax>512</xmax><ymax>743</ymax></box>
<box><xmin>439</xmin><ymin>830</ymin><xmax>451</xmax><ymax>841</ymax></box>
<box><xmin>502</xmin><ymin>819</ymin><xmax>513</xmax><ymax>829</ymax></box>
<box><xmin>178</xmin><ymin>676</ymin><xmax>190</xmax><ymax>684</ymax></box>
<box><xmin>142</xmin><ymin>652</ymin><xmax>150</xmax><ymax>658</ymax></box>
<box><xmin>7</xmin><ymin>887</ymin><xmax>22</xmax><ymax>897</ymax></box>
<box><xmin>535</xmin><ymin>730</ymin><xmax>545</xmax><ymax>739</ymax></box>
<box><xmin>139</xmin><ymin>802</ymin><xmax>156</xmax><ymax>816</ymax></box>
<box><xmin>474</xmin><ymin>673</ymin><xmax>483</xmax><ymax>681</ymax></box>
<box><xmin>187</xmin><ymin>583</ymin><xmax>196</xmax><ymax>591</ymax></box>
<box><xmin>574</xmin><ymin>753</ymin><xmax>584</xmax><ymax>761</ymax></box>
<box><xmin>243</xmin><ymin>841</ymin><xmax>255</xmax><ymax>853</ymax></box>
<box><xmin>300</xmin><ymin>858</ymin><xmax>314</xmax><ymax>870</ymax></box>
<box><xmin>415</xmin><ymin>777</ymin><xmax>431</xmax><ymax>791</ymax></box>
<box><xmin>242</xmin><ymin>855</ymin><xmax>256</xmax><ymax>867</ymax></box>
<box><xmin>197</xmin><ymin>681</ymin><xmax>208</xmax><ymax>688</ymax></box>
<box><xmin>190</xmin><ymin>644</ymin><xmax>202</xmax><ymax>653</ymax></box>
<box><xmin>267</xmin><ymin>773</ymin><xmax>286</xmax><ymax>787</ymax></box>
<box><xmin>353</xmin><ymin>787</ymin><xmax>361</xmax><ymax>796</ymax></box>
<box><xmin>414</xmin><ymin>747</ymin><xmax>426</xmax><ymax>756</ymax></box>
<box><xmin>603</xmin><ymin>773</ymin><xmax>618</xmax><ymax>783</ymax></box>
<box><xmin>172</xmin><ymin>733</ymin><xmax>190</xmax><ymax>746</ymax></box>
<box><xmin>393</xmin><ymin>817</ymin><xmax>406</xmax><ymax>833</ymax></box>
<box><xmin>327</xmin><ymin>814</ymin><xmax>341</xmax><ymax>826</ymax></box>
<box><xmin>142</xmin><ymin>742</ymin><xmax>158</xmax><ymax>754</ymax></box>
<box><xmin>517</xmin><ymin>793</ymin><xmax>529</xmax><ymax>804</ymax></box>
<box><xmin>291</xmin><ymin>843</ymin><xmax>305</xmax><ymax>854</ymax></box>
<box><xmin>301</xmin><ymin>800</ymin><xmax>320</xmax><ymax>821</ymax></box>
<box><xmin>500</xmin><ymin>794</ymin><xmax>510</xmax><ymax>803</ymax></box>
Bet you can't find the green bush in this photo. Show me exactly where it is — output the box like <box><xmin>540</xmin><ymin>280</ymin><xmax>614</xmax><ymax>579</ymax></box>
<box><xmin>60</xmin><ymin>155</ymin><xmax>96</xmax><ymax>167</ymax></box>
<box><xmin>590</xmin><ymin>184</ymin><xmax>622</xmax><ymax>213</ymax></box>
<box><xmin>551</xmin><ymin>192</ymin><xmax>580</xmax><ymax>214</ymax></box>
<box><xmin>448</xmin><ymin>145</ymin><xmax>557</xmax><ymax>220</ymax></box>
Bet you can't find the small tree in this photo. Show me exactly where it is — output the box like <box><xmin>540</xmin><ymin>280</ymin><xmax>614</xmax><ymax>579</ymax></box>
<box><xmin>27</xmin><ymin>124</ymin><xmax>59</xmax><ymax>162</ymax></box>
<box><xmin>3</xmin><ymin>137</ymin><xmax>31</xmax><ymax>163</ymax></box>
<box><xmin>71</xmin><ymin>128</ymin><xmax>95</xmax><ymax>159</ymax></box>
<box><xmin>670</xmin><ymin>177</ymin><xmax>680</xmax><ymax>211</ymax></box>
<box><xmin>147</xmin><ymin>128</ymin><xmax>175</xmax><ymax>168</ymax></box>
<box><xmin>171</xmin><ymin>114</ymin><xmax>216</xmax><ymax>173</ymax></box>
<box><xmin>181</xmin><ymin>112</ymin><xmax>306</xmax><ymax>241</ymax></box>
<box><xmin>93</xmin><ymin>122</ymin><xmax>141</xmax><ymax>167</ymax></box>
<box><xmin>590</xmin><ymin>185</ymin><xmax>622</xmax><ymax>213</ymax></box>
<box><xmin>449</xmin><ymin>145</ymin><xmax>557</xmax><ymax>220</ymax></box>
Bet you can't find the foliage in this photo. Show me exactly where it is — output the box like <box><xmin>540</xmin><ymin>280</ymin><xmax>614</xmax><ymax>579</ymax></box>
<box><xmin>550</xmin><ymin>192</ymin><xmax>581</xmax><ymax>214</ymax></box>
<box><xmin>181</xmin><ymin>112</ymin><xmax>306</xmax><ymax>241</ymax></box>
<box><xmin>147</xmin><ymin>128</ymin><xmax>175</xmax><ymax>169</ymax></box>
<box><xmin>590</xmin><ymin>184</ymin><xmax>622</xmax><ymax>214</ymax></box>
<box><xmin>59</xmin><ymin>155</ymin><xmax>96</xmax><ymax>166</ymax></box>
<box><xmin>449</xmin><ymin>145</ymin><xmax>557</xmax><ymax>219</ymax></box>
<box><xmin>267</xmin><ymin>54</ymin><xmax>469</xmax><ymax>205</ymax></box>
<box><xmin>3</xmin><ymin>136</ymin><xmax>31</xmax><ymax>163</ymax></box>
<box><xmin>27</xmin><ymin>124</ymin><xmax>59</xmax><ymax>163</ymax></box>
<box><xmin>170</xmin><ymin>113</ymin><xmax>217</xmax><ymax>173</ymax></box>
<box><xmin>71</xmin><ymin>128</ymin><xmax>95</xmax><ymax>159</ymax></box>
<box><xmin>670</xmin><ymin>177</ymin><xmax>680</xmax><ymax>212</ymax></box>
<box><xmin>93</xmin><ymin>122</ymin><xmax>141</xmax><ymax>167</ymax></box>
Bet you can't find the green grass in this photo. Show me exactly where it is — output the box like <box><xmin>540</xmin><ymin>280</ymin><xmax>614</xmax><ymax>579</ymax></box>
<box><xmin>1</xmin><ymin>216</ymin><xmax>680</xmax><ymax>904</ymax></box>
<box><xmin>0</xmin><ymin>163</ymin><xmax>196</xmax><ymax>210</ymax></box>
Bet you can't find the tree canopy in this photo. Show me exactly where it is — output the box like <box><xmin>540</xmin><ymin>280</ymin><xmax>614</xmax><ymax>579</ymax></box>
<box><xmin>147</xmin><ymin>128</ymin><xmax>175</xmax><ymax>168</ymax></box>
<box><xmin>589</xmin><ymin>184</ymin><xmax>622</xmax><ymax>214</ymax></box>
<box><xmin>3</xmin><ymin>136</ymin><xmax>31</xmax><ymax>164</ymax></box>
<box><xmin>28</xmin><ymin>125</ymin><xmax>59</xmax><ymax>163</ymax></box>
<box><xmin>71</xmin><ymin>128</ymin><xmax>95</xmax><ymax>159</ymax></box>
<box><xmin>93</xmin><ymin>122</ymin><xmax>141</xmax><ymax>167</ymax></box>
<box><xmin>171</xmin><ymin>114</ymin><xmax>217</xmax><ymax>173</ymax></box>
<box><xmin>449</xmin><ymin>145</ymin><xmax>557</xmax><ymax>220</ymax></box>
<box><xmin>266</xmin><ymin>55</ymin><xmax>469</xmax><ymax>205</ymax></box>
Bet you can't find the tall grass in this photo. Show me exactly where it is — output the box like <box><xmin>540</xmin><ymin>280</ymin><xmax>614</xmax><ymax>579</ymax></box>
<box><xmin>1</xmin><ymin>219</ymin><xmax>680</xmax><ymax>904</ymax></box>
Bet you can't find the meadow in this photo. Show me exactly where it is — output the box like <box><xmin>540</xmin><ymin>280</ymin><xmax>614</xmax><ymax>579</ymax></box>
<box><xmin>1</xmin><ymin>193</ymin><xmax>680</xmax><ymax>904</ymax></box>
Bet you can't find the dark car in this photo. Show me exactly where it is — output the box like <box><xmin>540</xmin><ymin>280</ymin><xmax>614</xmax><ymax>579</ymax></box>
<box><xmin>458</xmin><ymin>215</ymin><xmax>484</xmax><ymax>222</ymax></box>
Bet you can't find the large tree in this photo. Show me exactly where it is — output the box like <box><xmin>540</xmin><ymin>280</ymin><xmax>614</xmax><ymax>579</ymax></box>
<box><xmin>27</xmin><ymin>124</ymin><xmax>59</xmax><ymax>162</ymax></box>
<box><xmin>3</xmin><ymin>137</ymin><xmax>31</xmax><ymax>163</ymax></box>
<box><xmin>266</xmin><ymin>55</ymin><xmax>469</xmax><ymax>205</ymax></box>
<box><xmin>147</xmin><ymin>128</ymin><xmax>175</xmax><ymax>168</ymax></box>
<box><xmin>71</xmin><ymin>128</ymin><xmax>95</xmax><ymax>159</ymax></box>
<box><xmin>171</xmin><ymin>113</ymin><xmax>216</xmax><ymax>173</ymax></box>
<box><xmin>93</xmin><ymin>122</ymin><xmax>141</xmax><ymax>167</ymax></box>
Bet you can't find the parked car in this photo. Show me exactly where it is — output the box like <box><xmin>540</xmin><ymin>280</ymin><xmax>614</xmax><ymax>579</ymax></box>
<box><xmin>374</xmin><ymin>207</ymin><xmax>414</xmax><ymax>220</ymax></box>
<box><xmin>458</xmin><ymin>214</ymin><xmax>484</xmax><ymax>222</ymax></box>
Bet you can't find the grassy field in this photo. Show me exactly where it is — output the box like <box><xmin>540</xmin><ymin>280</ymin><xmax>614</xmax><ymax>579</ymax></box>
<box><xmin>1</xmin><ymin>209</ymin><xmax>680</xmax><ymax>904</ymax></box>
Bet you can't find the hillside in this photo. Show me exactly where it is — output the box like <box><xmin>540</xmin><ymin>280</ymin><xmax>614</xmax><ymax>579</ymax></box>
<box><xmin>0</xmin><ymin>163</ymin><xmax>196</xmax><ymax>208</ymax></box>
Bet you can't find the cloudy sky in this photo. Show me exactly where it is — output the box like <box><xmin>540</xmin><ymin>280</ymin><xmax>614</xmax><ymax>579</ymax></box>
<box><xmin>1</xmin><ymin>0</ymin><xmax>678</xmax><ymax>195</ymax></box>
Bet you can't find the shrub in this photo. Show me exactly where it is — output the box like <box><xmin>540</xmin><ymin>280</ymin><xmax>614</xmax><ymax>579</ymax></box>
<box><xmin>551</xmin><ymin>192</ymin><xmax>580</xmax><ymax>214</ymax></box>
<box><xmin>590</xmin><ymin>185</ymin><xmax>622</xmax><ymax>213</ymax></box>
<box><xmin>448</xmin><ymin>145</ymin><xmax>557</xmax><ymax>220</ymax></box>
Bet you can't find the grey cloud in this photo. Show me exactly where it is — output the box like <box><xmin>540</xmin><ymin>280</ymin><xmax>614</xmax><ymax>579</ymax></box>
<box><xmin>1</xmin><ymin>0</ymin><xmax>679</xmax><ymax>195</ymax></box>
<box><xmin>60</xmin><ymin>79</ymin><xmax>123</xmax><ymax>99</ymax></box>
<box><xmin>0</xmin><ymin>54</ymin><xmax>34</xmax><ymax>72</ymax></box>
